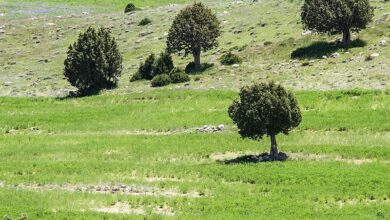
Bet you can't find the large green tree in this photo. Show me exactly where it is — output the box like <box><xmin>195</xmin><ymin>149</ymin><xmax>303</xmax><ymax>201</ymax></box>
<box><xmin>64</xmin><ymin>27</ymin><xmax>122</xmax><ymax>95</ymax></box>
<box><xmin>301</xmin><ymin>0</ymin><xmax>374</xmax><ymax>44</ymax></box>
<box><xmin>228</xmin><ymin>82</ymin><xmax>302</xmax><ymax>160</ymax></box>
<box><xmin>167</xmin><ymin>3</ymin><xmax>220</xmax><ymax>69</ymax></box>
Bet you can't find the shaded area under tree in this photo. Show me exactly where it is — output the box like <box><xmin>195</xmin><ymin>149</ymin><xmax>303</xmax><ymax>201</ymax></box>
<box><xmin>291</xmin><ymin>39</ymin><xmax>366</xmax><ymax>60</ymax></box>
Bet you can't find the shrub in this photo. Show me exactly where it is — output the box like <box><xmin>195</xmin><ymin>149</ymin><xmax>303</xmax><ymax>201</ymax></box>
<box><xmin>151</xmin><ymin>74</ymin><xmax>171</xmax><ymax>87</ymax></box>
<box><xmin>153</xmin><ymin>51</ymin><xmax>174</xmax><ymax>76</ymax></box>
<box><xmin>220</xmin><ymin>52</ymin><xmax>242</xmax><ymax>65</ymax></box>
<box><xmin>139</xmin><ymin>18</ymin><xmax>151</xmax><ymax>26</ymax></box>
<box><xmin>64</xmin><ymin>27</ymin><xmax>123</xmax><ymax>95</ymax></box>
<box><xmin>137</xmin><ymin>53</ymin><xmax>156</xmax><ymax>80</ymax></box>
<box><xmin>228</xmin><ymin>81</ymin><xmax>302</xmax><ymax>160</ymax></box>
<box><xmin>167</xmin><ymin>3</ymin><xmax>221</xmax><ymax>69</ymax></box>
<box><xmin>124</xmin><ymin>3</ymin><xmax>136</xmax><ymax>13</ymax></box>
<box><xmin>130</xmin><ymin>72</ymin><xmax>142</xmax><ymax>82</ymax></box>
<box><xmin>133</xmin><ymin>52</ymin><xmax>174</xmax><ymax>81</ymax></box>
<box><xmin>169</xmin><ymin>68</ymin><xmax>190</xmax><ymax>83</ymax></box>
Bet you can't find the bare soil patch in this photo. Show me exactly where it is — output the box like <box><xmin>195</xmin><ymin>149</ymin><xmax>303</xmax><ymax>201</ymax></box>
<box><xmin>10</xmin><ymin>183</ymin><xmax>204</xmax><ymax>198</ymax></box>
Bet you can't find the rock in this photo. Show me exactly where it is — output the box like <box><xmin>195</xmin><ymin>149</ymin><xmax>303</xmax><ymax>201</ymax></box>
<box><xmin>82</xmin><ymin>12</ymin><xmax>89</xmax><ymax>15</ymax></box>
<box><xmin>322</xmin><ymin>55</ymin><xmax>327</xmax><ymax>59</ymax></box>
<box><xmin>217</xmin><ymin>124</ymin><xmax>225</xmax><ymax>131</ymax></box>
<box><xmin>232</xmin><ymin>64</ymin><xmax>240</xmax><ymax>68</ymax></box>
<box><xmin>3</xmin><ymin>81</ymin><xmax>12</xmax><ymax>86</ymax></box>
<box><xmin>379</xmin><ymin>40</ymin><xmax>387</xmax><ymax>46</ymax></box>
<box><xmin>370</xmin><ymin>53</ymin><xmax>380</xmax><ymax>59</ymax></box>
<box><xmin>197</xmin><ymin>125</ymin><xmax>225</xmax><ymax>133</ymax></box>
<box><xmin>301</xmin><ymin>30</ymin><xmax>312</xmax><ymax>36</ymax></box>
<box><xmin>331</xmin><ymin>52</ymin><xmax>340</xmax><ymax>58</ymax></box>
<box><xmin>233</xmin><ymin>29</ymin><xmax>242</xmax><ymax>34</ymax></box>
<box><xmin>139</xmin><ymin>31</ymin><xmax>153</xmax><ymax>37</ymax></box>
<box><xmin>38</xmin><ymin>59</ymin><xmax>49</xmax><ymax>63</ymax></box>
<box><xmin>8</xmin><ymin>61</ymin><xmax>16</xmax><ymax>65</ymax></box>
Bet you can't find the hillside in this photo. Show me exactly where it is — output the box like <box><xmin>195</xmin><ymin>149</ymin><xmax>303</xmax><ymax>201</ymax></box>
<box><xmin>0</xmin><ymin>0</ymin><xmax>389</xmax><ymax>96</ymax></box>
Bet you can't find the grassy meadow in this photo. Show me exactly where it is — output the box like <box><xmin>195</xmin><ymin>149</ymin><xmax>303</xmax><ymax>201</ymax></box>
<box><xmin>1</xmin><ymin>90</ymin><xmax>390</xmax><ymax>219</ymax></box>
<box><xmin>1</xmin><ymin>0</ymin><xmax>390</xmax><ymax>219</ymax></box>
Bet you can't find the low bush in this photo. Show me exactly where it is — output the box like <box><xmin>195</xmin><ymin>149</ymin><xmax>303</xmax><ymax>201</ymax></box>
<box><xmin>151</xmin><ymin>74</ymin><xmax>171</xmax><ymax>87</ymax></box>
<box><xmin>153</xmin><ymin>51</ymin><xmax>174</xmax><ymax>76</ymax></box>
<box><xmin>132</xmin><ymin>52</ymin><xmax>174</xmax><ymax>81</ymax></box>
<box><xmin>139</xmin><ymin>18</ymin><xmax>151</xmax><ymax>26</ymax></box>
<box><xmin>137</xmin><ymin>53</ymin><xmax>156</xmax><ymax>80</ymax></box>
<box><xmin>124</xmin><ymin>3</ymin><xmax>136</xmax><ymax>13</ymax></box>
<box><xmin>220</xmin><ymin>52</ymin><xmax>242</xmax><ymax>65</ymax></box>
<box><xmin>169</xmin><ymin>68</ymin><xmax>190</xmax><ymax>83</ymax></box>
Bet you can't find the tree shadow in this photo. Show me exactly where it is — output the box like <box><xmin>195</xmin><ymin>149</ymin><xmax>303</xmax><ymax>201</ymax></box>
<box><xmin>185</xmin><ymin>62</ymin><xmax>214</xmax><ymax>74</ymax></box>
<box><xmin>291</xmin><ymin>39</ymin><xmax>366</xmax><ymax>60</ymax></box>
<box><xmin>220</xmin><ymin>152</ymin><xmax>288</xmax><ymax>164</ymax></box>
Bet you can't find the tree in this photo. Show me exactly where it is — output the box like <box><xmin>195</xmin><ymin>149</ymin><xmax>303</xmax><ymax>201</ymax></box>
<box><xmin>167</xmin><ymin>3</ymin><xmax>220</xmax><ymax>69</ymax></box>
<box><xmin>301</xmin><ymin>0</ymin><xmax>374</xmax><ymax>44</ymax></box>
<box><xmin>228</xmin><ymin>82</ymin><xmax>302</xmax><ymax>160</ymax></box>
<box><xmin>64</xmin><ymin>27</ymin><xmax>123</xmax><ymax>95</ymax></box>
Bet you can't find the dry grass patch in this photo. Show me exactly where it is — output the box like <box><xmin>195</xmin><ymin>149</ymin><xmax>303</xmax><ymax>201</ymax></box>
<box><xmin>94</xmin><ymin>202</ymin><xmax>175</xmax><ymax>216</ymax></box>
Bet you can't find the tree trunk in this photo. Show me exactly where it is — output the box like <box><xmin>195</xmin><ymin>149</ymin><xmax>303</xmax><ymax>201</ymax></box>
<box><xmin>270</xmin><ymin>134</ymin><xmax>278</xmax><ymax>160</ymax></box>
<box><xmin>342</xmin><ymin>29</ymin><xmax>351</xmax><ymax>45</ymax></box>
<box><xmin>193</xmin><ymin>48</ymin><xmax>201</xmax><ymax>69</ymax></box>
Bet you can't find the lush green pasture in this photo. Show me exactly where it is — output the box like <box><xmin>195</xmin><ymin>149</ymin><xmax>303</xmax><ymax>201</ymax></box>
<box><xmin>1</xmin><ymin>90</ymin><xmax>390</xmax><ymax>219</ymax></box>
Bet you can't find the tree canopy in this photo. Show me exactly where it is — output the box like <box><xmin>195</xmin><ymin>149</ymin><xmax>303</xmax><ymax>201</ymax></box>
<box><xmin>167</xmin><ymin>2</ymin><xmax>220</xmax><ymax>69</ymax></box>
<box><xmin>64</xmin><ymin>27</ymin><xmax>122</xmax><ymax>95</ymax></box>
<box><xmin>228</xmin><ymin>82</ymin><xmax>302</xmax><ymax>159</ymax></box>
<box><xmin>301</xmin><ymin>0</ymin><xmax>374</xmax><ymax>44</ymax></box>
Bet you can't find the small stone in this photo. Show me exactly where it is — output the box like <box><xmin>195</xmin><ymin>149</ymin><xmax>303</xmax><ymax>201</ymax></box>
<box><xmin>322</xmin><ymin>55</ymin><xmax>327</xmax><ymax>59</ymax></box>
<box><xmin>331</xmin><ymin>52</ymin><xmax>340</xmax><ymax>58</ymax></box>
<box><xmin>301</xmin><ymin>30</ymin><xmax>312</xmax><ymax>36</ymax></box>
<box><xmin>369</xmin><ymin>53</ymin><xmax>379</xmax><ymax>59</ymax></box>
<box><xmin>217</xmin><ymin>125</ymin><xmax>225</xmax><ymax>131</ymax></box>
<box><xmin>232</xmin><ymin>64</ymin><xmax>240</xmax><ymax>68</ymax></box>
<box><xmin>379</xmin><ymin>40</ymin><xmax>387</xmax><ymax>46</ymax></box>
<box><xmin>3</xmin><ymin>81</ymin><xmax>12</xmax><ymax>86</ymax></box>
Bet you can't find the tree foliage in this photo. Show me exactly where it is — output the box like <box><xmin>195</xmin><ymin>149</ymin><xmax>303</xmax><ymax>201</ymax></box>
<box><xmin>64</xmin><ymin>27</ymin><xmax>123</xmax><ymax>95</ymax></box>
<box><xmin>301</xmin><ymin>0</ymin><xmax>374</xmax><ymax>44</ymax></box>
<box><xmin>228</xmin><ymin>82</ymin><xmax>301</xmax><ymax>159</ymax></box>
<box><xmin>132</xmin><ymin>51</ymin><xmax>174</xmax><ymax>81</ymax></box>
<box><xmin>167</xmin><ymin>2</ymin><xmax>220</xmax><ymax>68</ymax></box>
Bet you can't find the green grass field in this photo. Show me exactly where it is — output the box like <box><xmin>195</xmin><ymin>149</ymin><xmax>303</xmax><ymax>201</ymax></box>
<box><xmin>1</xmin><ymin>90</ymin><xmax>390</xmax><ymax>219</ymax></box>
<box><xmin>1</xmin><ymin>0</ymin><xmax>390</xmax><ymax>219</ymax></box>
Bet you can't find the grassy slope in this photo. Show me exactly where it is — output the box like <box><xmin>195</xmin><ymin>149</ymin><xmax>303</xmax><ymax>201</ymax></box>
<box><xmin>0</xmin><ymin>0</ymin><xmax>389</xmax><ymax>96</ymax></box>
<box><xmin>5</xmin><ymin>0</ymin><xmax>190</xmax><ymax>10</ymax></box>
<box><xmin>1</xmin><ymin>90</ymin><xmax>390</xmax><ymax>219</ymax></box>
